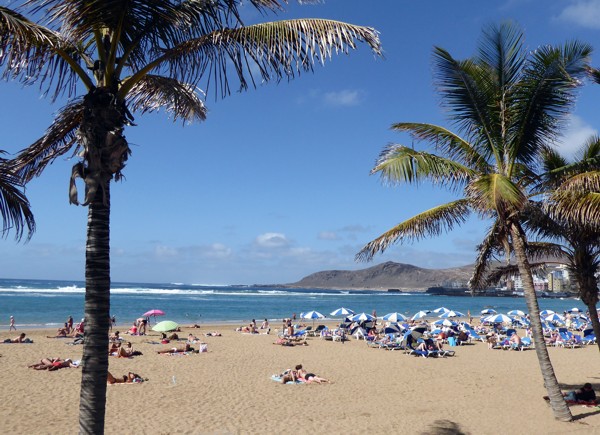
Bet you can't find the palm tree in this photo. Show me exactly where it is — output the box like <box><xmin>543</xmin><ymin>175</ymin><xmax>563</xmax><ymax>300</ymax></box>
<box><xmin>0</xmin><ymin>153</ymin><xmax>35</xmax><ymax>240</ymax></box>
<box><xmin>532</xmin><ymin>139</ymin><xmax>600</xmax><ymax>350</ymax></box>
<box><xmin>0</xmin><ymin>1</ymin><xmax>381</xmax><ymax>432</ymax></box>
<box><xmin>356</xmin><ymin>23</ymin><xmax>590</xmax><ymax>421</ymax></box>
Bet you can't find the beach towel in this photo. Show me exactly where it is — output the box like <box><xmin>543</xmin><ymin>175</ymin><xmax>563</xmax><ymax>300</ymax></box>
<box><xmin>270</xmin><ymin>375</ymin><xmax>305</xmax><ymax>385</ymax></box>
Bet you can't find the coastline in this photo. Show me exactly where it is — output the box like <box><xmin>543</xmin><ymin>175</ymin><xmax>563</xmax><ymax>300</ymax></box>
<box><xmin>2</xmin><ymin>325</ymin><xmax>600</xmax><ymax>434</ymax></box>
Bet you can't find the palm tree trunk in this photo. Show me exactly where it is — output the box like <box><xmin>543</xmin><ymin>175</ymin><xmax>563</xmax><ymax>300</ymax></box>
<box><xmin>78</xmin><ymin>180</ymin><xmax>111</xmax><ymax>434</ymax></box>
<box><xmin>587</xmin><ymin>304</ymin><xmax>600</xmax><ymax>352</ymax></box>
<box><xmin>510</xmin><ymin>223</ymin><xmax>572</xmax><ymax>421</ymax></box>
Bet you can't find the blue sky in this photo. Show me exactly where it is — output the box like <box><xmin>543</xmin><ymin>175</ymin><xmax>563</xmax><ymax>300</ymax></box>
<box><xmin>2</xmin><ymin>0</ymin><xmax>600</xmax><ymax>285</ymax></box>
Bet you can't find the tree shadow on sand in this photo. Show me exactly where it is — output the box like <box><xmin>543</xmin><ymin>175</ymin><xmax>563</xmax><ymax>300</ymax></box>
<box><xmin>419</xmin><ymin>420</ymin><xmax>470</xmax><ymax>435</ymax></box>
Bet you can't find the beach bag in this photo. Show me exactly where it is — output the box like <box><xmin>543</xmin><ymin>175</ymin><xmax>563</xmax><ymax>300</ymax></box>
<box><xmin>448</xmin><ymin>337</ymin><xmax>457</xmax><ymax>347</ymax></box>
<box><xmin>199</xmin><ymin>343</ymin><xmax>208</xmax><ymax>353</ymax></box>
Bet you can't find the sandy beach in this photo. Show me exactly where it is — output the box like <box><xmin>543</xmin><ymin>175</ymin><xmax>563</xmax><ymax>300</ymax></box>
<box><xmin>2</xmin><ymin>323</ymin><xmax>600</xmax><ymax>434</ymax></box>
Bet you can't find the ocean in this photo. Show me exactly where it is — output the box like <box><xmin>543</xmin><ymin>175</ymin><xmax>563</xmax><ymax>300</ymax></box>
<box><xmin>0</xmin><ymin>277</ymin><xmax>587</xmax><ymax>329</ymax></box>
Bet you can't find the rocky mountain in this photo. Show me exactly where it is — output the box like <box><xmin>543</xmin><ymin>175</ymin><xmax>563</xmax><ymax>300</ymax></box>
<box><xmin>286</xmin><ymin>261</ymin><xmax>474</xmax><ymax>291</ymax></box>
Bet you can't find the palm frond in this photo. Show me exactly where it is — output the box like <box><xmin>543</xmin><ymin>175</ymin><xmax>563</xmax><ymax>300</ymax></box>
<box><xmin>127</xmin><ymin>75</ymin><xmax>207</xmax><ymax>122</ymax></box>
<box><xmin>483</xmin><ymin>262</ymin><xmax>547</xmax><ymax>289</ymax></box>
<box><xmin>477</xmin><ymin>22</ymin><xmax>525</xmax><ymax>89</ymax></box>
<box><xmin>511</xmin><ymin>41</ymin><xmax>591</xmax><ymax>166</ymax></box>
<box><xmin>391</xmin><ymin>123</ymin><xmax>489</xmax><ymax>172</ymax></box>
<box><xmin>0</xmin><ymin>156</ymin><xmax>35</xmax><ymax>241</ymax></box>
<box><xmin>371</xmin><ymin>144</ymin><xmax>474</xmax><ymax>192</ymax></box>
<box><xmin>526</xmin><ymin>241</ymin><xmax>569</xmax><ymax>261</ymax></box>
<box><xmin>12</xmin><ymin>99</ymin><xmax>83</xmax><ymax>182</ymax></box>
<box><xmin>0</xmin><ymin>6</ymin><xmax>57</xmax><ymax>78</ymax></box>
<box><xmin>469</xmin><ymin>221</ymin><xmax>507</xmax><ymax>290</ymax></box>
<box><xmin>549</xmin><ymin>190</ymin><xmax>600</xmax><ymax>224</ymax></box>
<box><xmin>467</xmin><ymin>173</ymin><xmax>527</xmax><ymax>216</ymax></box>
<box><xmin>355</xmin><ymin>199</ymin><xmax>470</xmax><ymax>262</ymax></box>
<box><xmin>432</xmin><ymin>46</ymin><xmax>500</xmax><ymax>160</ymax></box>
<box><xmin>122</xmin><ymin>19</ymin><xmax>381</xmax><ymax>98</ymax></box>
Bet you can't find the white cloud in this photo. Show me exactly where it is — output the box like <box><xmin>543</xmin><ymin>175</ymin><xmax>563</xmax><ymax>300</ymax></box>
<box><xmin>254</xmin><ymin>232</ymin><xmax>290</xmax><ymax>248</ymax></box>
<box><xmin>202</xmin><ymin>243</ymin><xmax>232</xmax><ymax>259</ymax></box>
<box><xmin>555</xmin><ymin>114</ymin><xmax>598</xmax><ymax>159</ymax></box>
<box><xmin>323</xmin><ymin>89</ymin><xmax>362</xmax><ymax>107</ymax></box>
<box><xmin>318</xmin><ymin>231</ymin><xmax>339</xmax><ymax>240</ymax></box>
<box><xmin>557</xmin><ymin>0</ymin><xmax>600</xmax><ymax>29</ymax></box>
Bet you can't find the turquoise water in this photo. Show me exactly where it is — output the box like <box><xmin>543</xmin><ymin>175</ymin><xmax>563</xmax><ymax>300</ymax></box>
<box><xmin>0</xmin><ymin>278</ymin><xmax>587</xmax><ymax>328</ymax></box>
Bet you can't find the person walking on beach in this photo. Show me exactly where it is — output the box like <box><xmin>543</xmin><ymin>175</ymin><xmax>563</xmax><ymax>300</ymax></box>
<box><xmin>9</xmin><ymin>315</ymin><xmax>16</xmax><ymax>331</ymax></box>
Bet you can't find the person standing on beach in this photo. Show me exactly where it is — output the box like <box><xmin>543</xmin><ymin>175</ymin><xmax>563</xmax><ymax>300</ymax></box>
<box><xmin>67</xmin><ymin>315</ymin><xmax>73</xmax><ymax>331</ymax></box>
<box><xmin>9</xmin><ymin>316</ymin><xmax>16</xmax><ymax>331</ymax></box>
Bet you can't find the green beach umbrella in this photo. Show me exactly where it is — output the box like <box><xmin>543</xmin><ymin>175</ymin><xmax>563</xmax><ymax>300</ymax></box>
<box><xmin>152</xmin><ymin>320</ymin><xmax>179</xmax><ymax>333</ymax></box>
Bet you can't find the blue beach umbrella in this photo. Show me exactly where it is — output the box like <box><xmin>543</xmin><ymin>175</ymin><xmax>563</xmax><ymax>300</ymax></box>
<box><xmin>433</xmin><ymin>307</ymin><xmax>451</xmax><ymax>314</ymax></box>
<box><xmin>351</xmin><ymin>312</ymin><xmax>375</xmax><ymax>322</ymax></box>
<box><xmin>302</xmin><ymin>311</ymin><xmax>325</xmax><ymax>320</ymax></box>
<box><xmin>302</xmin><ymin>310</ymin><xmax>325</xmax><ymax>327</ymax></box>
<box><xmin>507</xmin><ymin>310</ymin><xmax>525</xmax><ymax>317</ymax></box>
<box><xmin>411</xmin><ymin>311</ymin><xmax>430</xmax><ymax>320</ymax></box>
<box><xmin>483</xmin><ymin>314</ymin><xmax>512</xmax><ymax>324</ymax></box>
<box><xmin>568</xmin><ymin>307</ymin><xmax>581</xmax><ymax>313</ymax></box>
<box><xmin>330</xmin><ymin>307</ymin><xmax>355</xmax><ymax>317</ymax></box>
<box><xmin>544</xmin><ymin>313</ymin><xmax>565</xmax><ymax>324</ymax></box>
<box><xmin>433</xmin><ymin>319</ymin><xmax>456</xmax><ymax>327</ymax></box>
<box><xmin>439</xmin><ymin>310</ymin><xmax>465</xmax><ymax>318</ymax></box>
<box><xmin>539</xmin><ymin>309</ymin><xmax>555</xmax><ymax>316</ymax></box>
<box><xmin>481</xmin><ymin>308</ymin><xmax>497</xmax><ymax>315</ymax></box>
<box><xmin>382</xmin><ymin>312</ymin><xmax>408</xmax><ymax>322</ymax></box>
<box><xmin>383</xmin><ymin>323</ymin><xmax>402</xmax><ymax>334</ymax></box>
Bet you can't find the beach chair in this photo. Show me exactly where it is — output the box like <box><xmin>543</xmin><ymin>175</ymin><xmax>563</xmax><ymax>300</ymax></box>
<box><xmin>311</xmin><ymin>325</ymin><xmax>327</xmax><ymax>337</ymax></box>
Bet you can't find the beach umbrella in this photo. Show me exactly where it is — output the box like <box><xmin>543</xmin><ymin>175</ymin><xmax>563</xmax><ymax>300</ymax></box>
<box><xmin>507</xmin><ymin>310</ymin><xmax>525</xmax><ymax>317</ymax></box>
<box><xmin>411</xmin><ymin>311</ymin><xmax>430</xmax><ymax>320</ymax></box>
<box><xmin>382</xmin><ymin>312</ymin><xmax>408</xmax><ymax>322</ymax></box>
<box><xmin>483</xmin><ymin>314</ymin><xmax>512</xmax><ymax>324</ymax></box>
<box><xmin>433</xmin><ymin>307</ymin><xmax>451</xmax><ymax>314</ymax></box>
<box><xmin>568</xmin><ymin>308</ymin><xmax>581</xmax><ymax>313</ymax></box>
<box><xmin>301</xmin><ymin>311</ymin><xmax>325</xmax><ymax>327</ymax></box>
<box><xmin>539</xmin><ymin>309</ymin><xmax>555</xmax><ymax>316</ymax></box>
<box><xmin>433</xmin><ymin>319</ymin><xmax>456</xmax><ymax>327</ymax></box>
<box><xmin>152</xmin><ymin>320</ymin><xmax>179</xmax><ymax>333</ymax></box>
<box><xmin>330</xmin><ymin>307</ymin><xmax>354</xmax><ymax>317</ymax></box>
<box><xmin>301</xmin><ymin>311</ymin><xmax>325</xmax><ymax>320</ymax></box>
<box><xmin>351</xmin><ymin>312</ymin><xmax>375</xmax><ymax>322</ymax></box>
<box><xmin>439</xmin><ymin>310</ymin><xmax>465</xmax><ymax>318</ymax></box>
<box><xmin>480</xmin><ymin>308</ymin><xmax>497</xmax><ymax>315</ymax></box>
<box><xmin>544</xmin><ymin>313</ymin><xmax>565</xmax><ymax>324</ymax></box>
<box><xmin>143</xmin><ymin>309</ymin><xmax>165</xmax><ymax>322</ymax></box>
<box><xmin>383</xmin><ymin>323</ymin><xmax>402</xmax><ymax>334</ymax></box>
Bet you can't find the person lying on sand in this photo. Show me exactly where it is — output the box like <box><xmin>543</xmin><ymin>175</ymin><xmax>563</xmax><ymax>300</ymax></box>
<box><xmin>4</xmin><ymin>333</ymin><xmax>32</xmax><ymax>343</ymax></box>
<box><xmin>544</xmin><ymin>383</ymin><xmax>597</xmax><ymax>404</ymax></box>
<box><xmin>296</xmin><ymin>364</ymin><xmax>331</xmax><ymax>384</ymax></box>
<box><xmin>157</xmin><ymin>342</ymin><xmax>192</xmax><ymax>354</ymax></box>
<box><xmin>107</xmin><ymin>371</ymin><xmax>146</xmax><ymax>384</ymax></box>
<box><xmin>204</xmin><ymin>331</ymin><xmax>221</xmax><ymax>337</ymax></box>
<box><xmin>28</xmin><ymin>357</ymin><xmax>78</xmax><ymax>370</ymax></box>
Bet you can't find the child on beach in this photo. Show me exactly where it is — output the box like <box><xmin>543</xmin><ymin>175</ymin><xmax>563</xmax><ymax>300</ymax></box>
<box><xmin>9</xmin><ymin>316</ymin><xmax>16</xmax><ymax>331</ymax></box>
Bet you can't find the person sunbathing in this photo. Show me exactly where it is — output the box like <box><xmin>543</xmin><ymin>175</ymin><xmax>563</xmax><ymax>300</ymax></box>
<box><xmin>279</xmin><ymin>368</ymin><xmax>298</xmax><ymax>384</ymax></box>
<box><xmin>204</xmin><ymin>331</ymin><xmax>222</xmax><ymax>337</ymax></box>
<box><xmin>107</xmin><ymin>371</ymin><xmax>145</xmax><ymax>384</ymax></box>
<box><xmin>4</xmin><ymin>333</ymin><xmax>30</xmax><ymax>343</ymax></box>
<box><xmin>29</xmin><ymin>357</ymin><xmax>78</xmax><ymax>370</ymax></box>
<box><xmin>157</xmin><ymin>342</ymin><xmax>192</xmax><ymax>354</ymax></box>
<box><xmin>296</xmin><ymin>365</ymin><xmax>331</xmax><ymax>384</ymax></box>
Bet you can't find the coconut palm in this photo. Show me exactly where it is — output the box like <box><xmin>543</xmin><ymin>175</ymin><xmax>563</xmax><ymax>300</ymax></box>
<box><xmin>547</xmin><ymin>68</ymin><xmax>600</xmax><ymax>222</ymax></box>
<box><xmin>0</xmin><ymin>153</ymin><xmax>35</xmax><ymax>240</ymax></box>
<box><xmin>0</xmin><ymin>1</ymin><xmax>381</xmax><ymax>432</ymax></box>
<box><xmin>530</xmin><ymin>140</ymin><xmax>600</xmax><ymax>350</ymax></box>
<box><xmin>356</xmin><ymin>23</ymin><xmax>590</xmax><ymax>421</ymax></box>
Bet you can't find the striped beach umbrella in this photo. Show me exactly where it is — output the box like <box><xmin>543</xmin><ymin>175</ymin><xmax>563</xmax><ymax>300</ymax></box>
<box><xmin>330</xmin><ymin>307</ymin><xmax>354</xmax><ymax>317</ymax></box>
<box><xmin>411</xmin><ymin>311</ymin><xmax>430</xmax><ymax>320</ymax></box>
<box><xmin>382</xmin><ymin>312</ymin><xmax>408</xmax><ymax>322</ymax></box>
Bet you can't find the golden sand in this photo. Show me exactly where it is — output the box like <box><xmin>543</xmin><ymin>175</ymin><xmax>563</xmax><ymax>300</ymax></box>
<box><xmin>1</xmin><ymin>324</ymin><xmax>600</xmax><ymax>434</ymax></box>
